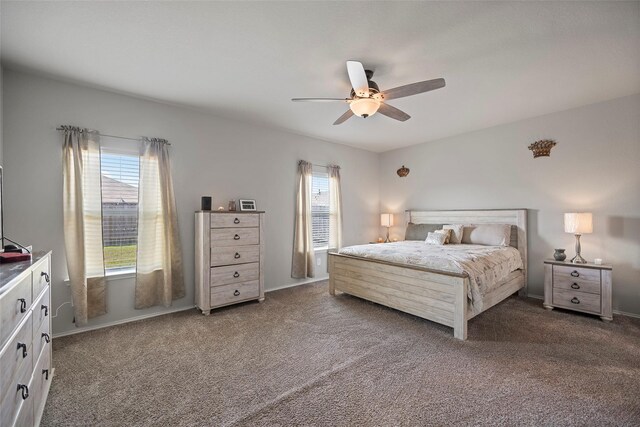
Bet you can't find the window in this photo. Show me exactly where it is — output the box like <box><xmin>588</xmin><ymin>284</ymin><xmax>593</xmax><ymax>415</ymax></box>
<box><xmin>311</xmin><ymin>171</ymin><xmax>330</xmax><ymax>249</ymax></box>
<box><xmin>100</xmin><ymin>147</ymin><xmax>140</xmax><ymax>273</ymax></box>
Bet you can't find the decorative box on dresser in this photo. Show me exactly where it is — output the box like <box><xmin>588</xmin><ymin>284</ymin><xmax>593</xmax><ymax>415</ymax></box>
<box><xmin>195</xmin><ymin>212</ymin><xmax>265</xmax><ymax>315</ymax></box>
<box><xmin>543</xmin><ymin>259</ymin><xmax>613</xmax><ymax>321</ymax></box>
<box><xmin>0</xmin><ymin>251</ymin><xmax>53</xmax><ymax>427</ymax></box>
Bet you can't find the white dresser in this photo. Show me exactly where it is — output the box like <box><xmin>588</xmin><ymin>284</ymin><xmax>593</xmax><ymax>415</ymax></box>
<box><xmin>195</xmin><ymin>212</ymin><xmax>265</xmax><ymax>315</ymax></box>
<box><xmin>0</xmin><ymin>251</ymin><xmax>53</xmax><ymax>427</ymax></box>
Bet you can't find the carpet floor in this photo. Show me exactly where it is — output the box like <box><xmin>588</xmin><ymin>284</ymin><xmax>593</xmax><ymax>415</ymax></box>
<box><xmin>43</xmin><ymin>281</ymin><xmax>640</xmax><ymax>426</ymax></box>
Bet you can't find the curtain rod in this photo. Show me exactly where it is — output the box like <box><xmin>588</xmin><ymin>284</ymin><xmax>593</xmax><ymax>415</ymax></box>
<box><xmin>56</xmin><ymin>127</ymin><xmax>171</xmax><ymax>145</ymax></box>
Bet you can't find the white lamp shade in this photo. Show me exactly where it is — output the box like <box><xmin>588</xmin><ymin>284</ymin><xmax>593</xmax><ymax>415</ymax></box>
<box><xmin>564</xmin><ymin>212</ymin><xmax>593</xmax><ymax>234</ymax></box>
<box><xmin>350</xmin><ymin>98</ymin><xmax>380</xmax><ymax>117</ymax></box>
<box><xmin>380</xmin><ymin>213</ymin><xmax>394</xmax><ymax>227</ymax></box>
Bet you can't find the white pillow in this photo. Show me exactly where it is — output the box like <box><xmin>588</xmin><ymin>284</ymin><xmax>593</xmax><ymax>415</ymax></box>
<box><xmin>443</xmin><ymin>224</ymin><xmax>464</xmax><ymax>244</ymax></box>
<box><xmin>425</xmin><ymin>231</ymin><xmax>447</xmax><ymax>245</ymax></box>
<box><xmin>434</xmin><ymin>228</ymin><xmax>452</xmax><ymax>244</ymax></box>
<box><xmin>461</xmin><ymin>224</ymin><xmax>511</xmax><ymax>246</ymax></box>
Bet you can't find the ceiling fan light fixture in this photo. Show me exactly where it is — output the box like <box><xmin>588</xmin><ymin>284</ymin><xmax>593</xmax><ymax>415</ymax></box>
<box><xmin>349</xmin><ymin>97</ymin><xmax>380</xmax><ymax>118</ymax></box>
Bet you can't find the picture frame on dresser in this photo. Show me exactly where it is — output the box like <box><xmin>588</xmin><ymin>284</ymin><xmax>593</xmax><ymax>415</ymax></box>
<box><xmin>239</xmin><ymin>199</ymin><xmax>257</xmax><ymax>211</ymax></box>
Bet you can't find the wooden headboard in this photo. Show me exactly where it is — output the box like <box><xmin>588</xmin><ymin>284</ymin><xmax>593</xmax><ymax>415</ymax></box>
<box><xmin>405</xmin><ymin>209</ymin><xmax>528</xmax><ymax>292</ymax></box>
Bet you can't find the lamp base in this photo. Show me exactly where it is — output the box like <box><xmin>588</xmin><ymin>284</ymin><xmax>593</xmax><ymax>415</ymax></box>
<box><xmin>571</xmin><ymin>234</ymin><xmax>587</xmax><ymax>263</ymax></box>
<box><xmin>570</xmin><ymin>254</ymin><xmax>587</xmax><ymax>264</ymax></box>
<box><xmin>384</xmin><ymin>228</ymin><xmax>390</xmax><ymax>243</ymax></box>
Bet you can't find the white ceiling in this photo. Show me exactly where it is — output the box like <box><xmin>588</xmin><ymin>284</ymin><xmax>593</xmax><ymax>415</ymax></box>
<box><xmin>2</xmin><ymin>1</ymin><xmax>639</xmax><ymax>152</ymax></box>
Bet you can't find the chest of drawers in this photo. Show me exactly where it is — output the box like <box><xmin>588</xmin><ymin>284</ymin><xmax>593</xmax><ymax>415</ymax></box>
<box><xmin>195</xmin><ymin>212</ymin><xmax>265</xmax><ymax>314</ymax></box>
<box><xmin>0</xmin><ymin>251</ymin><xmax>53</xmax><ymax>427</ymax></box>
<box><xmin>543</xmin><ymin>260</ymin><xmax>612</xmax><ymax>321</ymax></box>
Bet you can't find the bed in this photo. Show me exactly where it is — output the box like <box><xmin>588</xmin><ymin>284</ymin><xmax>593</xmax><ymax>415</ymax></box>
<box><xmin>328</xmin><ymin>209</ymin><xmax>527</xmax><ymax>340</ymax></box>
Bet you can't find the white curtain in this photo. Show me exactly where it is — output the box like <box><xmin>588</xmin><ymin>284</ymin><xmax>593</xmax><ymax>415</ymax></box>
<box><xmin>328</xmin><ymin>165</ymin><xmax>343</xmax><ymax>253</ymax></box>
<box><xmin>292</xmin><ymin>160</ymin><xmax>315</xmax><ymax>278</ymax></box>
<box><xmin>135</xmin><ymin>138</ymin><xmax>185</xmax><ymax>309</ymax></box>
<box><xmin>62</xmin><ymin>126</ymin><xmax>107</xmax><ymax>325</ymax></box>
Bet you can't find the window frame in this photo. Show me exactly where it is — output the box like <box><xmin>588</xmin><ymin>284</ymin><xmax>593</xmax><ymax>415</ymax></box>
<box><xmin>99</xmin><ymin>141</ymin><xmax>140</xmax><ymax>275</ymax></box>
<box><xmin>311</xmin><ymin>168</ymin><xmax>330</xmax><ymax>251</ymax></box>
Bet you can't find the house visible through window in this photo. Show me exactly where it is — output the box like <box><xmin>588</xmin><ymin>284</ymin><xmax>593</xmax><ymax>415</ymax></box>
<box><xmin>311</xmin><ymin>170</ymin><xmax>330</xmax><ymax>249</ymax></box>
<box><xmin>100</xmin><ymin>147</ymin><xmax>139</xmax><ymax>273</ymax></box>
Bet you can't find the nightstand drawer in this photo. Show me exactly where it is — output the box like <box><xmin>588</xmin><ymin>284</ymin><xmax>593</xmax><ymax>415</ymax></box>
<box><xmin>553</xmin><ymin>288</ymin><xmax>601</xmax><ymax>314</ymax></box>
<box><xmin>553</xmin><ymin>274</ymin><xmax>601</xmax><ymax>295</ymax></box>
<box><xmin>554</xmin><ymin>265</ymin><xmax>600</xmax><ymax>284</ymax></box>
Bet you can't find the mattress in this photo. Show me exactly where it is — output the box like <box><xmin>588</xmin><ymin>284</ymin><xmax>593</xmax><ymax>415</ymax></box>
<box><xmin>337</xmin><ymin>241</ymin><xmax>523</xmax><ymax>314</ymax></box>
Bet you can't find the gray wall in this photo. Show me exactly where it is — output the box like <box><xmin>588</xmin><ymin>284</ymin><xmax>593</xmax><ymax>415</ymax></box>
<box><xmin>379</xmin><ymin>94</ymin><xmax>640</xmax><ymax>315</ymax></box>
<box><xmin>2</xmin><ymin>70</ymin><xmax>380</xmax><ymax>335</ymax></box>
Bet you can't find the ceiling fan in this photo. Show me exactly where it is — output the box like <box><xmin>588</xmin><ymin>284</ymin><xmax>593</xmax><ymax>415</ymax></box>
<box><xmin>292</xmin><ymin>61</ymin><xmax>445</xmax><ymax>125</ymax></box>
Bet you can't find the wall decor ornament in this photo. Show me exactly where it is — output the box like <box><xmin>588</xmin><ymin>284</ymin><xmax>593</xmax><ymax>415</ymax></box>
<box><xmin>397</xmin><ymin>165</ymin><xmax>410</xmax><ymax>177</ymax></box>
<box><xmin>528</xmin><ymin>139</ymin><xmax>557</xmax><ymax>158</ymax></box>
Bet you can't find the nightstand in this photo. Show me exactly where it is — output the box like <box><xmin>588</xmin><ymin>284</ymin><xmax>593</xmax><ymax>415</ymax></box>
<box><xmin>543</xmin><ymin>260</ymin><xmax>612</xmax><ymax>321</ymax></box>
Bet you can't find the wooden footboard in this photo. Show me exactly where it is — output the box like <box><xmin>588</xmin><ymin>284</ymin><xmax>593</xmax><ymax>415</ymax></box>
<box><xmin>329</xmin><ymin>253</ymin><xmax>469</xmax><ymax>340</ymax></box>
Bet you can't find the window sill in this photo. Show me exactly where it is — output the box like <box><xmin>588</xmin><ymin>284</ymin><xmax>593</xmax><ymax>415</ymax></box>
<box><xmin>64</xmin><ymin>268</ymin><xmax>136</xmax><ymax>285</ymax></box>
<box><xmin>314</xmin><ymin>247</ymin><xmax>329</xmax><ymax>252</ymax></box>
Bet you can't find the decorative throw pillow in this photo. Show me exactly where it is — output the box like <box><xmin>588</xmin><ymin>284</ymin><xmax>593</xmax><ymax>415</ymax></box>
<box><xmin>425</xmin><ymin>231</ymin><xmax>447</xmax><ymax>245</ymax></box>
<box><xmin>461</xmin><ymin>224</ymin><xmax>511</xmax><ymax>246</ymax></box>
<box><xmin>443</xmin><ymin>224</ymin><xmax>464</xmax><ymax>244</ymax></box>
<box><xmin>405</xmin><ymin>223</ymin><xmax>444</xmax><ymax>241</ymax></box>
<box><xmin>434</xmin><ymin>228</ymin><xmax>452</xmax><ymax>244</ymax></box>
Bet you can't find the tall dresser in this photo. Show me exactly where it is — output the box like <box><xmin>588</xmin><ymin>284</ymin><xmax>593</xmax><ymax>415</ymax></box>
<box><xmin>195</xmin><ymin>212</ymin><xmax>265</xmax><ymax>315</ymax></box>
<box><xmin>0</xmin><ymin>251</ymin><xmax>53</xmax><ymax>427</ymax></box>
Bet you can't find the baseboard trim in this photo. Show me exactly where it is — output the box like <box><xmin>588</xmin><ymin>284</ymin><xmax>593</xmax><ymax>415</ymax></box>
<box><xmin>525</xmin><ymin>293</ymin><xmax>640</xmax><ymax>319</ymax></box>
<box><xmin>266</xmin><ymin>277</ymin><xmax>327</xmax><ymax>293</ymax></box>
<box><xmin>53</xmin><ymin>305</ymin><xmax>196</xmax><ymax>339</ymax></box>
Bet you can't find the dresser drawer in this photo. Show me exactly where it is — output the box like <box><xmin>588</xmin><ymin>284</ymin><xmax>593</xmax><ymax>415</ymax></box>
<box><xmin>31</xmin><ymin>257</ymin><xmax>50</xmax><ymax>300</ymax></box>
<box><xmin>32</xmin><ymin>315</ymin><xmax>51</xmax><ymax>366</ymax></box>
<box><xmin>12</xmin><ymin>388</ymin><xmax>34</xmax><ymax>427</ymax></box>
<box><xmin>553</xmin><ymin>274</ymin><xmax>601</xmax><ymax>294</ymax></box>
<box><xmin>211</xmin><ymin>213</ymin><xmax>259</xmax><ymax>229</ymax></box>
<box><xmin>211</xmin><ymin>263</ymin><xmax>260</xmax><ymax>287</ymax></box>
<box><xmin>0</xmin><ymin>275</ymin><xmax>32</xmax><ymax>346</ymax></box>
<box><xmin>211</xmin><ymin>246</ymin><xmax>260</xmax><ymax>267</ymax></box>
<box><xmin>211</xmin><ymin>281</ymin><xmax>260</xmax><ymax>307</ymax></box>
<box><xmin>32</xmin><ymin>287</ymin><xmax>50</xmax><ymax>334</ymax></box>
<box><xmin>30</xmin><ymin>345</ymin><xmax>51</xmax><ymax>422</ymax></box>
<box><xmin>553</xmin><ymin>288</ymin><xmax>601</xmax><ymax>314</ymax></box>
<box><xmin>211</xmin><ymin>227</ymin><xmax>259</xmax><ymax>247</ymax></box>
<box><xmin>0</xmin><ymin>337</ymin><xmax>33</xmax><ymax>427</ymax></box>
<box><xmin>0</xmin><ymin>313</ymin><xmax>33</xmax><ymax>404</ymax></box>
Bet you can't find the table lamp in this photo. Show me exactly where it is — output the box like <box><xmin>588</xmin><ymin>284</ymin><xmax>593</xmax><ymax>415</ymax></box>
<box><xmin>564</xmin><ymin>212</ymin><xmax>592</xmax><ymax>264</ymax></box>
<box><xmin>381</xmin><ymin>213</ymin><xmax>394</xmax><ymax>243</ymax></box>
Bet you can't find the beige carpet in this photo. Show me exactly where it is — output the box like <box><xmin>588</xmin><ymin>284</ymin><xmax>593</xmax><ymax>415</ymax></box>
<box><xmin>43</xmin><ymin>281</ymin><xmax>640</xmax><ymax>426</ymax></box>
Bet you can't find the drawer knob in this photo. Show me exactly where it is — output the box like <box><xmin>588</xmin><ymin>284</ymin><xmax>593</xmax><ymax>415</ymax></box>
<box><xmin>42</xmin><ymin>304</ymin><xmax>49</xmax><ymax>316</ymax></box>
<box><xmin>234</xmin><ymin>252</ymin><xmax>241</xmax><ymax>259</ymax></box>
<box><xmin>571</xmin><ymin>297</ymin><xmax>580</xmax><ymax>304</ymax></box>
<box><xmin>17</xmin><ymin>384</ymin><xmax>29</xmax><ymax>400</ymax></box>
<box><xmin>234</xmin><ymin>234</ymin><xmax>240</xmax><ymax>240</ymax></box>
<box><xmin>234</xmin><ymin>218</ymin><xmax>240</xmax><ymax>224</ymax></box>
<box><xmin>570</xmin><ymin>270</ymin><xmax>580</xmax><ymax>277</ymax></box>
<box><xmin>17</xmin><ymin>342</ymin><xmax>28</xmax><ymax>358</ymax></box>
<box><xmin>43</xmin><ymin>369</ymin><xmax>50</xmax><ymax>381</ymax></box>
<box><xmin>571</xmin><ymin>283</ymin><xmax>580</xmax><ymax>289</ymax></box>
<box><xmin>233</xmin><ymin>272</ymin><xmax>240</xmax><ymax>278</ymax></box>
<box><xmin>18</xmin><ymin>298</ymin><xmax>27</xmax><ymax>313</ymax></box>
<box><xmin>233</xmin><ymin>290</ymin><xmax>240</xmax><ymax>296</ymax></box>
<box><xmin>41</xmin><ymin>271</ymin><xmax>50</xmax><ymax>283</ymax></box>
<box><xmin>42</xmin><ymin>332</ymin><xmax>51</xmax><ymax>343</ymax></box>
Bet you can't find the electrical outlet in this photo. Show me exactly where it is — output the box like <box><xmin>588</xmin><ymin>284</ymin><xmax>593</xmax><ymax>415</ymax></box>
<box><xmin>316</xmin><ymin>257</ymin><xmax>322</xmax><ymax>266</ymax></box>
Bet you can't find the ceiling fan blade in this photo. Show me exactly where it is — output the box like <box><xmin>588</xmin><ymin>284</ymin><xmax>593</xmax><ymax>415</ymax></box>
<box><xmin>333</xmin><ymin>109</ymin><xmax>354</xmax><ymax>125</ymax></box>
<box><xmin>291</xmin><ymin>98</ymin><xmax>350</xmax><ymax>102</ymax></box>
<box><xmin>346</xmin><ymin>61</ymin><xmax>370</xmax><ymax>97</ymax></box>
<box><xmin>382</xmin><ymin>78</ymin><xmax>445</xmax><ymax>101</ymax></box>
<box><xmin>378</xmin><ymin>103</ymin><xmax>411</xmax><ymax>122</ymax></box>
